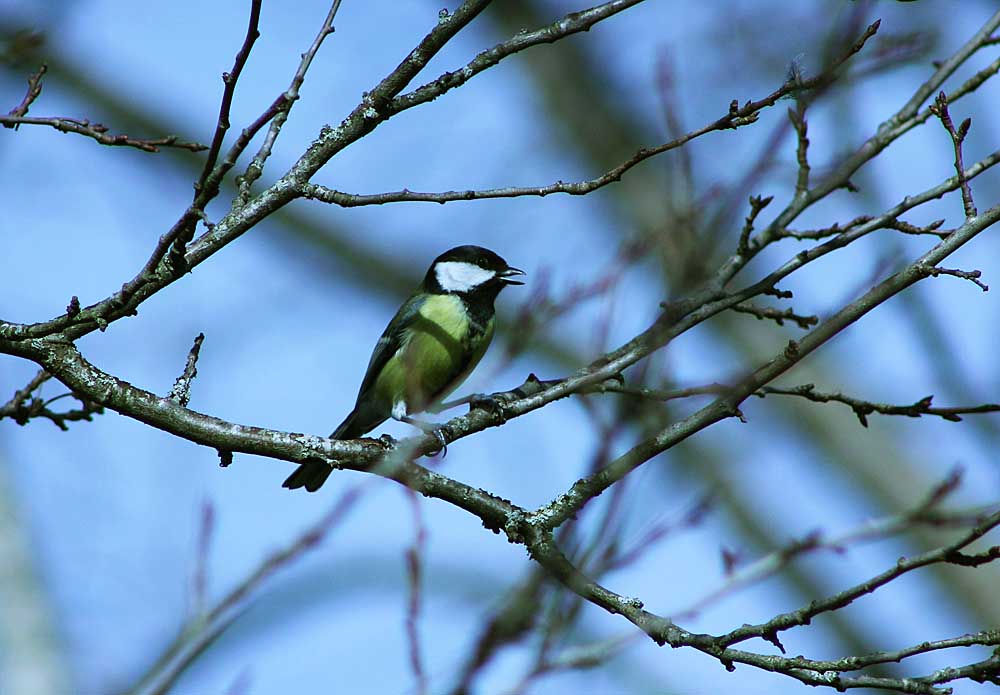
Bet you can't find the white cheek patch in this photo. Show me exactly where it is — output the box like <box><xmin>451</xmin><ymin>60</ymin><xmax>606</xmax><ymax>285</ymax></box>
<box><xmin>434</xmin><ymin>261</ymin><xmax>495</xmax><ymax>292</ymax></box>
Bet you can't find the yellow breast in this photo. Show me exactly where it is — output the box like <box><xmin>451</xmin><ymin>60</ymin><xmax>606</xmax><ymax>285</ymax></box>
<box><xmin>373</xmin><ymin>295</ymin><xmax>492</xmax><ymax>413</ymax></box>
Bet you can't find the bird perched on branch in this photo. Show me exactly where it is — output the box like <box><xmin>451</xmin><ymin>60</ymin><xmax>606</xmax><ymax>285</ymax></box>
<box><xmin>283</xmin><ymin>245</ymin><xmax>525</xmax><ymax>492</ymax></box>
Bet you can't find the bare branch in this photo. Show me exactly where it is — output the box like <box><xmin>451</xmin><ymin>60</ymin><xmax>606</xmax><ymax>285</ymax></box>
<box><xmin>0</xmin><ymin>368</ymin><xmax>104</xmax><ymax>430</ymax></box>
<box><xmin>714</xmin><ymin>11</ymin><xmax>1000</xmax><ymax>286</ymax></box>
<box><xmin>788</xmin><ymin>102</ymin><xmax>810</xmax><ymax>198</ymax></box>
<box><xmin>194</xmin><ymin>0</ymin><xmax>263</xmax><ymax>194</ymax></box>
<box><xmin>4</xmin><ymin>64</ymin><xmax>46</xmax><ymax>120</ymax></box>
<box><xmin>927</xmin><ymin>265</ymin><xmax>990</xmax><ymax>291</ymax></box>
<box><xmin>755</xmin><ymin>383</ymin><xmax>1000</xmax><ymax>425</ymax></box>
<box><xmin>237</xmin><ymin>0</ymin><xmax>344</xmax><ymax>199</ymax></box>
<box><xmin>0</xmin><ymin>369</ymin><xmax>52</xmax><ymax>422</ymax></box>
<box><xmin>737</xmin><ymin>195</ymin><xmax>773</xmax><ymax>257</ymax></box>
<box><xmin>300</xmin><ymin>19</ymin><xmax>881</xmax><ymax>209</ymax></box>
<box><xmin>718</xmin><ymin>508</ymin><xmax>1000</xmax><ymax>648</ymax></box>
<box><xmin>533</xmin><ymin>201</ymin><xmax>1000</xmax><ymax>530</ymax></box>
<box><xmin>730</xmin><ymin>302</ymin><xmax>818</xmax><ymax>330</ymax></box>
<box><xmin>930</xmin><ymin>91</ymin><xmax>978</xmax><ymax>218</ymax></box>
<box><xmin>389</xmin><ymin>0</ymin><xmax>647</xmax><ymax>115</ymax></box>
<box><xmin>0</xmin><ymin>114</ymin><xmax>207</xmax><ymax>152</ymax></box>
<box><xmin>167</xmin><ymin>333</ymin><xmax>206</xmax><ymax>407</ymax></box>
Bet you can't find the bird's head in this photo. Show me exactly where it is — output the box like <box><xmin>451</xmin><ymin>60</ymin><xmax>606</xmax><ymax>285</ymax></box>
<box><xmin>425</xmin><ymin>245</ymin><xmax>525</xmax><ymax>296</ymax></box>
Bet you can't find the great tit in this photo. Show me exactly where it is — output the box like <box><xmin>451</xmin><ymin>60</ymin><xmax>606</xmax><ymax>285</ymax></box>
<box><xmin>283</xmin><ymin>245</ymin><xmax>525</xmax><ymax>492</ymax></box>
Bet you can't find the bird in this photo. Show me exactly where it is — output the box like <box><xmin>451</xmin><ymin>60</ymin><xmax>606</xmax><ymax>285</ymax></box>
<box><xmin>283</xmin><ymin>245</ymin><xmax>525</xmax><ymax>492</ymax></box>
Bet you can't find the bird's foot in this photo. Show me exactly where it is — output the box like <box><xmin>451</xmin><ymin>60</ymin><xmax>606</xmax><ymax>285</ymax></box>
<box><xmin>470</xmin><ymin>393</ymin><xmax>513</xmax><ymax>424</ymax></box>
<box><xmin>378</xmin><ymin>433</ymin><xmax>397</xmax><ymax>450</ymax></box>
<box><xmin>398</xmin><ymin>415</ymin><xmax>451</xmax><ymax>457</ymax></box>
<box><xmin>429</xmin><ymin>425</ymin><xmax>451</xmax><ymax>458</ymax></box>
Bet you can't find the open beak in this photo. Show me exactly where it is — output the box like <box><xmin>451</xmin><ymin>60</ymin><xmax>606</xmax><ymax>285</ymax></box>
<box><xmin>500</xmin><ymin>266</ymin><xmax>526</xmax><ymax>285</ymax></box>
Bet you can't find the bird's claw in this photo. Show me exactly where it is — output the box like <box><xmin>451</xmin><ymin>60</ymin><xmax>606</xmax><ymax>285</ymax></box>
<box><xmin>470</xmin><ymin>393</ymin><xmax>511</xmax><ymax>424</ymax></box>
<box><xmin>430</xmin><ymin>425</ymin><xmax>451</xmax><ymax>458</ymax></box>
<box><xmin>378</xmin><ymin>433</ymin><xmax>397</xmax><ymax>449</ymax></box>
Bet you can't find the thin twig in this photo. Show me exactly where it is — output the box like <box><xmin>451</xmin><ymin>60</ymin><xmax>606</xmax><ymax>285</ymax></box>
<box><xmin>930</xmin><ymin>91</ymin><xmax>977</xmax><ymax>218</ymax></box>
<box><xmin>926</xmin><ymin>265</ymin><xmax>989</xmax><ymax>291</ymax></box>
<box><xmin>389</xmin><ymin>0</ymin><xmax>646</xmax><ymax>116</ymax></box>
<box><xmin>0</xmin><ymin>115</ymin><xmax>206</xmax><ymax>152</ymax></box>
<box><xmin>168</xmin><ymin>333</ymin><xmax>205</xmax><ymax>407</ymax></box>
<box><xmin>237</xmin><ymin>0</ymin><xmax>344</xmax><ymax>200</ymax></box>
<box><xmin>756</xmin><ymin>383</ymin><xmax>1000</xmax><ymax>425</ymax></box>
<box><xmin>789</xmin><ymin>102</ymin><xmax>810</xmax><ymax>198</ymax></box>
<box><xmin>731</xmin><ymin>301</ymin><xmax>818</xmax><ymax>329</ymax></box>
<box><xmin>4</xmin><ymin>64</ymin><xmax>47</xmax><ymax>121</ymax></box>
<box><xmin>737</xmin><ymin>195</ymin><xmax>774</xmax><ymax>257</ymax></box>
<box><xmin>301</xmin><ymin>18</ymin><xmax>881</xmax><ymax>209</ymax></box>
<box><xmin>195</xmin><ymin>0</ymin><xmax>263</xmax><ymax>193</ymax></box>
<box><xmin>0</xmin><ymin>368</ymin><xmax>104</xmax><ymax>429</ymax></box>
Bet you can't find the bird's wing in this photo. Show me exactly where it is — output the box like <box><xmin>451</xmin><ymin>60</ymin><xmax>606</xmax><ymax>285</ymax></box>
<box><xmin>354</xmin><ymin>293</ymin><xmax>425</xmax><ymax>399</ymax></box>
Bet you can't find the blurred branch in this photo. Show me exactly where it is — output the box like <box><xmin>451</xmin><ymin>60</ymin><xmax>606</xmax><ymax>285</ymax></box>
<box><xmin>717</xmin><ymin>508</ymin><xmax>1000</xmax><ymax>650</ymax></box>
<box><xmin>730</xmin><ymin>302</ymin><xmax>818</xmax><ymax>329</ymax></box>
<box><xmin>0</xmin><ymin>457</ymin><xmax>71</xmax><ymax>695</ymax></box>
<box><xmin>125</xmin><ymin>484</ymin><xmax>365</xmax><ymax>695</ymax></box>
<box><xmin>675</xmin><ymin>468</ymin><xmax>984</xmax><ymax>619</ymax></box>
<box><xmin>449</xmin><ymin>570</ymin><xmax>546</xmax><ymax>695</ymax></box>
<box><xmin>404</xmin><ymin>490</ymin><xmax>429</xmax><ymax>695</ymax></box>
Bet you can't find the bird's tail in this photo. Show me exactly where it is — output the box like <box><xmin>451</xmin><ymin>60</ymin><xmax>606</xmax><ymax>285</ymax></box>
<box><xmin>281</xmin><ymin>408</ymin><xmax>367</xmax><ymax>492</ymax></box>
